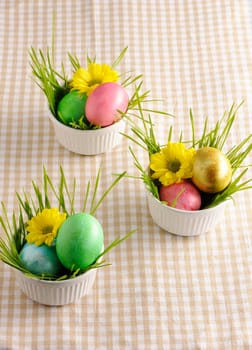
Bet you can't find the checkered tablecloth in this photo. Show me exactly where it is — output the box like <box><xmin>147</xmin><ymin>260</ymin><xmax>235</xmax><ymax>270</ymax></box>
<box><xmin>0</xmin><ymin>0</ymin><xmax>252</xmax><ymax>349</ymax></box>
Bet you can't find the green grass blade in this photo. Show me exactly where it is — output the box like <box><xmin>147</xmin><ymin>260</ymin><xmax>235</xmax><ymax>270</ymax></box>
<box><xmin>90</xmin><ymin>171</ymin><xmax>127</xmax><ymax>215</ymax></box>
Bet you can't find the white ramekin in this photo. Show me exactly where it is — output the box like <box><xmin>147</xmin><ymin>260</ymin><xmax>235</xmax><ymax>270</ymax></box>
<box><xmin>146</xmin><ymin>190</ymin><xmax>228</xmax><ymax>236</ymax></box>
<box><xmin>49</xmin><ymin>114</ymin><xmax>126</xmax><ymax>155</ymax></box>
<box><xmin>15</xmin><ymin>267</ymin><xmax>98</xmax><ymax>306</ymax></box>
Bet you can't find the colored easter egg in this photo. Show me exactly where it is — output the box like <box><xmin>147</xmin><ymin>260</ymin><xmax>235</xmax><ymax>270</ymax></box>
<box><xmin>56</xmin><ymin>213</ymin><xmax>104</xmax><ymax>270</ymax></box>
<box><xmin>85</xmin><ymin>82</ymin><xmax>129</xmax><ymax>127</ymax></box>
<box><xmin>192</xmin><ymin>147</ymin><xmax>232</xmax><ymax>193</ymax></box>
<box><xmin>159</xmin><ymin>181</ymin><xmax>201</xmax><ymax>211</ymax></box>
<box><xmin>57</xmin><ymin>91</ymin><xmax>88</xmax><ymax>124</ymax></box>
<box><xmin>19</xmin><ymin>242</ymin><xmax>64</xmax><ymax>276</ymax></box>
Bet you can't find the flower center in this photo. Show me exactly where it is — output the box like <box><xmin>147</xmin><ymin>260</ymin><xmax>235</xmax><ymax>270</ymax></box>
<box><xmin>88</xmin><ymin>79</ymin><xmax>101</xmax><ymax>87</ymax></box>
<box><xmin>167</xmin><ymin>159</ymin><xmax>181</xmax><ymax>173</ymax></box>
<box><xmin>42</xmin><ymin>225</ymin><xmax>54</xmax><ymax>235</ymax></box>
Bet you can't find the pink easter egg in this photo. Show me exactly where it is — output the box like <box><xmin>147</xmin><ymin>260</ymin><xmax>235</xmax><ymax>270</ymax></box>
<box><xmin>85</xmin><ymin>82</ymin><xmax>129</xmax><ymax>127</ymax></box>
<box><xmin>159</xmin><ymin>181</ymin><xmax>202</xmax><ymax>211</ymax></box>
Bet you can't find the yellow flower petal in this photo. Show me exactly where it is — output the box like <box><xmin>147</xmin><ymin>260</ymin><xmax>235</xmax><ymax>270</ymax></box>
<box><xmin>26</xmin><ymin>208</ymin><xmax>66</xmax><ymax>246</ymax></box>
<box><xmin>71</xmin><ymin>63</ymin><xmax>119</xmax><ymax>96</ymax></box>
<box><xmin>150</xmin><ymin>142</ymin><xmax>196</xmax><ymax>186</ymax></box>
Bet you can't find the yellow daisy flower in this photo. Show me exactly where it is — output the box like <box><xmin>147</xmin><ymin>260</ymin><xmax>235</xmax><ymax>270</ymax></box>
<box><xmin>71</xmin><ymin>63</ymin><xmax>119</xmax><ymax>96</ymax></box>
<box><xmin>26</xmin><ymin>208</ymin><xmax>66</xmax><ymax>246</ymax></box>
<box><xmin>150</xmin><ymin>142</ymin><xmax>196</xmax><ymax>186</ymax></box>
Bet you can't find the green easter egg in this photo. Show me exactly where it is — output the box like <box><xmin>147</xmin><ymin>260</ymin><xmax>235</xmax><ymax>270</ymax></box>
<box><xmin>19</xmin><ymin>243</ymin><xmax>64</xmax><ymax>276</ymax></box>
<box><xmin>56</xmin><ymin>213</ymin><xmax>104</xmax><ymax>270</ymax></box>
<box><xmin>57</xmin><ymin>91</ymin><xmax>87</xmax><ymax>124</ymax></box>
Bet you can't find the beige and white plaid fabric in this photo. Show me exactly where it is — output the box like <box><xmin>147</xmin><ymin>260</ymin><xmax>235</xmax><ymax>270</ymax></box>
<box><xmin>0</xmin><ymin>1</ymin><xmax>252</xmax><ymax>349</ymax></box>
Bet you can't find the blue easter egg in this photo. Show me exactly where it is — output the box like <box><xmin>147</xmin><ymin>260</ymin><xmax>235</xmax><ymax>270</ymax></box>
<box><xmin>19</xmin><ymin>243</ymin><xmax>64</xmax><ymax>276</ymax></box>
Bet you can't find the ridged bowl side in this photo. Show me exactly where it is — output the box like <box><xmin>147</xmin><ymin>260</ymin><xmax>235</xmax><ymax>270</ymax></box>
<box><xmin>15</xmin><ymin>268</ymin><xmax>97</xmax><ymax>306</ymax></box>
<box><xmin>146</xmin><ymin>190</ymin><xmax>227</xmax><ymax>236</ymax></box>
<box><xmin>49</xmin><ymin>114</ymin><xmax>125</xmax><ymax>155</ymax></box>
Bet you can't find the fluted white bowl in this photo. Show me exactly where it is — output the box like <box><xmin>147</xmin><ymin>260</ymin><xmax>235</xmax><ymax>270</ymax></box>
<box><xmin>49</xmin><ymin>114</ymin><xmax>125</xmax><ymax>155</ymax></box>
<box><xmin>146</xmin><ymin>190</ymin><xmax>227</xmax><ymax>236</ymax></box>
<box><xmin>15</xmin><ymin>267</ymin><xmax>98</xmax><ymax>306</ymax></box>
